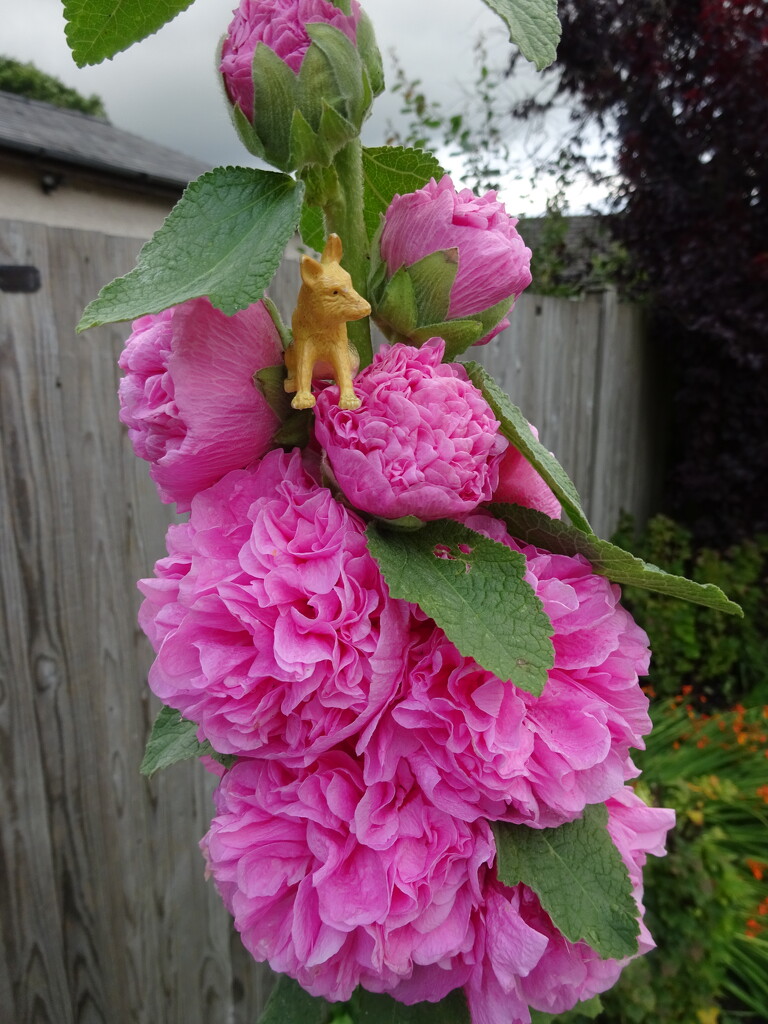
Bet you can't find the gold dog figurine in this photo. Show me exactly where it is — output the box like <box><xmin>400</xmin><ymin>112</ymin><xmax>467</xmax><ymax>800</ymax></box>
<box><xmin>284</xmin><ymin>234</ymin><xmax>371</xmax><ymax>410</ymax></box>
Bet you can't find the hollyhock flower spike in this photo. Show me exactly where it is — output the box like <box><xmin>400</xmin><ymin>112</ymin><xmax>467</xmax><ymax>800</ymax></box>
<box><xmin>220</xmin><ymin>0</ymin><xmax>383</xmax><ymax>171</ymax></box>
<box><xmin>118</xmin><ymin>297</ymin><xmax>282</xmax><ymax>511</ymax></box>
<box><xmin>314</xmin><ymin>338</ymin><xmax>508</xmax><ymax>521</ymax></box>
<box><xmin>369</xmin><ymin>175</ymin><xmax>532</xmax><ymax>356</ymax></box>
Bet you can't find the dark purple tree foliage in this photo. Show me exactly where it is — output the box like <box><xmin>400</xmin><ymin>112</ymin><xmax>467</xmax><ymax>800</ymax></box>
<box><xmin>552</xmin><ymin>0</ymin><xmax>768</xmax><ymax>542</ymax></box>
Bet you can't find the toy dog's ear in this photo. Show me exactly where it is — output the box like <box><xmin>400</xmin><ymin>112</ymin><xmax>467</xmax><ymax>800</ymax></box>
<box><xmin>322</xmin><ymin>233</ymin><xmax>343</xmax><ymax>264</ymax></box>
<box><xmin>300</xmin><ymin>253</ymin><xmax>323</xmax><ymax>285</ymax></box>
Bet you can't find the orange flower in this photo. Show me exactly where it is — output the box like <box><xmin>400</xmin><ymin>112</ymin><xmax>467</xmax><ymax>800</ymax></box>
<box><xmin>746</xmin><ymin>859</ymin><xmax>765</xmax><ymax>881</ymax></box>
<box><xmin>756</xmin><ymin>785</ymin><xmax>768</xmax><ymax>804</ymax></box>
<box><xmin>746</xmin><ymin>918</ymin><xmax>762</xmax><ymax>938</ymax></box>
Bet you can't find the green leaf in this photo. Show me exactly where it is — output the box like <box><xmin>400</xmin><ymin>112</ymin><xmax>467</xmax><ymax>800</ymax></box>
<box><xmin>366</xmin><ymin>520</ymin><xmax>554</xmax><ymax>695</ymax></box>
<box><xmin>480</xmin><ymin>0</ymin><xmax>561</xmax><ymax>71</ymax></box>
<box><xmin>78</xmin><ymin>167</ymin><xmax>304</xmax><ymax>329</ymax></box>
<box><xmin>251</xmin><ymin>41</ymin><xmax>298</xmax><ymax>170</ymax></box>
<box><xmin>63</xmin><ymin>0</ymin><xmax>195</xmax><ymax>66</ymax></box>
<box><xmin>463</xmin><ymin>361</ymin><xmax>593</xmax><ymax>534</ymax></box>
<box><xmin>349</xmin><ymin>987</ymin><xmax>471</xmax><ymax>1023</ymax></box>
<box><xmin>530</xmin><ymin>996</ymin><xmax>604</xmax><ymax>1022</ymax></box>
<box><xmin>490</xmin><ymin>503</ymin><xmax>744</xmax><ymax>616</ymax></box>
<box><xmin>409</xmin><ymin>320</ymin><xmax>484</xmax><ymax>352</ymax></box>
<box><xmin>375</xmin><ymin>266</ymin><xmax>418</xmax><ymax>338</ymax></box>
<box><xmin>300</xmin><ymin>204</ymin><xmax>327</xmax><ymax>253</ymax></box>
<box><xmin>257</xmin><ymin>975</ymin><xmax>333</xmax><ymax>1024</ymax></box>
<box><xmin>493</xmin><ymin>804</ymin><xmax>640</xmax><ymax>959</ymax></box>
<box><xmin>140</xmin><ymin>705</ymin><xmax>235</xmax><ymax>777</ymax></box>
<box><xmin>407</xmin><ymin>249</ymin><xmax>459</xmax><ymax>324</ymax></box>
<box><xmin>362</xmin><ymin>146</ymin><xmax>445</xmax><ymax>242</ymax></box>
<box><xmin>255</xmin><ymin>363</ymin><xmax>293</xmax><ymax>421</ymax></box>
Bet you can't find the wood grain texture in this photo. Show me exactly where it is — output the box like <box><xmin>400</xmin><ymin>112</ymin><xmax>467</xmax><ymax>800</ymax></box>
<box><xmin>0</xmin><ymin>219</ymin><xmax>271</xmax><ymax>1024</ymax></box>
<box><xmin>476</xmin><ymin>290</ymin><xmax>656</xmax><ymax>537</ymax></box>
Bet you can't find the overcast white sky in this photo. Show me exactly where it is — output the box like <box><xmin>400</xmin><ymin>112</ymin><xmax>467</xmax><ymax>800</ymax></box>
<box><xmin>3</xmin><ymin>0</ymin><xmax>607</xmax><ymax>214</ymax></box>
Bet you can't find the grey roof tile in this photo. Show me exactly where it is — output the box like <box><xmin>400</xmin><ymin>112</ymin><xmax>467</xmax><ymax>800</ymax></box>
<box><xmin>0</xmin><ymin>90</ymin><xmax>210</xmax><ymax>189</ymax></box>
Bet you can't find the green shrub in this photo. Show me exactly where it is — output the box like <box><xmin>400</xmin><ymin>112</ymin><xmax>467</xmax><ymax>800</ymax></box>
<box><xmin>611</xmin><ymin>515</ymin><xmax>768</xmax><ymax>707</ymax></box>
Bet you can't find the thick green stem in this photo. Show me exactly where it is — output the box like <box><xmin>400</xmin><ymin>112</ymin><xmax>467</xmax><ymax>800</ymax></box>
<box><xmin>322</xmin><ymin>138</ymin><xmax>373</xmax><ymax>367</ymax></box>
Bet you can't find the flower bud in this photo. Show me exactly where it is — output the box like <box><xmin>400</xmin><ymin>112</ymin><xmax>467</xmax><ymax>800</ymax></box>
<box><xmin>369</xmin><ymin>176</ymin><xmax>532</xmax><ymax>358</ymax></box>
<box><xmin>219</xmin><ymin>0</ymin><xmax>383</xmax><ymax>172</ymax></box>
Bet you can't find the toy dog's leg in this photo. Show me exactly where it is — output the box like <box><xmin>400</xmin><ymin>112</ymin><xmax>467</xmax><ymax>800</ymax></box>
<box><xmin>284</xmin><ymin>344</ymin><xmax>297</xmax><ymax>394</ymax></box>
<box><xmin>331</xmin><ymin>344</ymin><xmax>361</xmax><ymax>410</ymax></box>
<box><xmin>291</xmin><ymin>338</ymin><xmax>316</xmax><ymax>409</ymax></box>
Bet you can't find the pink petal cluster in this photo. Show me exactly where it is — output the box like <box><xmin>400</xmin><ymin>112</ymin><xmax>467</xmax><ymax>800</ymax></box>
<box><xmin>220</xmin><ymin>0</ymin><xmax>360</xmax><ymax>119</ymax></box>
<box><xmin>379</xmin><ymin>176</ymin><xmax>532</xmax><ymax>344</ymax></box>
<box><xmin>493</xmin><ymin>423</ymin><xmax>562</xmax><ymax>520</ymax></box>
<box><xmin>463</xmin><ymin>788</ymin><xmax>674</xmax><ymax>1024</ymax></box>
<box><xmin>138</xmin><ymin>448</ymin><xmax>408</xmax><ymax>759</ymax></box>
<box><xmin>200</xmin><ymin>752</ymin><xmax>495</xmax><ymax>1002</ymax></box>
<box><xmin>364</xmin><ymin>522</ymin><xmax>652</xmax><ymax>828</ymax></box>
<box><xmin>118</xmin><ymin>298</ymin><xmax>281</xmax><ymax>511</ymax></box>
<box><xmin>314</xmin><ymin>338</ymin><xmax>508</xmax><ymax>520</ymax></box>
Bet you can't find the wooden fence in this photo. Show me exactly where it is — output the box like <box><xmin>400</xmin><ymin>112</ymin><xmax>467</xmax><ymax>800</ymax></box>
<box><xmin>0</xmin><ymin>220</ymin><xmax>659</xmax><ymax>1023</ymax></box>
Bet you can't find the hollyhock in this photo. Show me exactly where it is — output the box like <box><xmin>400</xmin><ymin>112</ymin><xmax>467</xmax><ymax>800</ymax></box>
<box><xmin>364</xmin><ymin>516</ymin><xmax>652</xmax><ymax>827</ymax></box>
<box><xmin>314</xmin><ymin>338</ymin><xmax>507</xmax><ymax>520</ymax></box>
<box><xmin>372</xmin><ymin>175</ymin><xmax>532</xmax><ymax>348</ymax></box>
<box><xmin>221</xmin><ymin>0</ymin><xmax>360</xmax><ymax>114</ymax></box>
<box><xmin>219</xmin><ymin>0</ymin><xmax>381</xmax><ymax>170</ymax></box>
<box><xmin>463</xmin><ymin>787</ymin><xmax>674</xmax><ymax>1023</ymax></box>
<box><xmin>137</xmin><ymin>448</ymin><xmax>408</xmax><ymax>759</ymax></box>
<box><xmin>118</xmin><ymin>297</ymin><xmax>281</xmax><ymax>511</ymax></box>
<box><xmin>493</xmin><ymin>423</ymin><xmax>562</xmax><ymax>520</ymax></box>
<box><xmin>200</xmin><ymin>752</ymin><xmax>494</xmax><ymax>1002</ymax></box>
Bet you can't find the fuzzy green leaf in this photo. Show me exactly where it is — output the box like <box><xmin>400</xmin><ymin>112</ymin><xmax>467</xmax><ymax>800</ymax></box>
<box><xmin>257</xmin><ymin>975</ymin><xmax>333</xmax><ymax>1024</ymax></box>
<box><xmin>366</xmin><ymin>520</ymin><xmax>554</xmax><ymax>695</ymax></box>
<box><xmin>493</xmin><ymin>805</ymin><xmax>640</xmax><ymax>959</ymax></box>
<box><xmin>63</xmin><ymin>0</ymin><xmax>195</xmax><ymax>66</ymax></box>
<box><xmin>407</xmin><ymin>248</ymin><xmax>459</xmax><ymax>324</ymax></box>
<box><xmin>140</xmin><ymin>706</ymin><xmax>234</xmax><ymax>777</ymax></box>
<box><xmin>78</xmin><ymin>167</ymin><xmax>304</xmax><ymax>329</ymax></box>
<box><xmin>300</xmin><ymin>204</ymin><xmax>327</xmax><ymax>253</ymax></box>
<box><xmin>464</xmin><ymin>361</ymin><xmax>593</xmax><ymax>533</ymax></box>
<box><xmin>491</xmin><ymin>503</ymin><xmax>743</xmax><ymax>616</ymax></box>
<box><xmin>349</xmin><ymin>987</ymin><xmax>471</xmax><ymax>1023</ymax></box>
<box><xmin>530</xmin><ymin>996</ymin><xmax>604</xmax><ymax>1022</ymax></box>
<box><xmin>480</xmin><ymin>0</ymin><xmax>561</xmax><ymax>70</ymax></box>
<box><xmin>362</xmin><ymin>146</ymin><xmax>445</xmax><ymax>242</ymax></box>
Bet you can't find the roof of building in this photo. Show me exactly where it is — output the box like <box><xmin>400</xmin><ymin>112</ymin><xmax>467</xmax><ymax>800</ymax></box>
<box><xmin>0</xmin><ymin>90</ymin><xmax>210</xmax><ymax>191</ymax></box>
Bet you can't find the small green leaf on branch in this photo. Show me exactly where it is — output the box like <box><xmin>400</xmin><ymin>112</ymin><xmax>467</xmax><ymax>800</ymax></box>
<box><xmin>257</xmin><ymin>975</ymin><xmax>333</xmax><ymax>1024</ymax></box>
<box><xmin>493</xmin><ymin>804</ymin><xmax>640</xmax><ymax>960</ymax></box>
<box><xmin>78</xmin><ymin>167</ymin><xmax>304</xmax><ymax>329</ymax></box>
<box><xmin>464</xmin><ymin>361</ymin><xmax>593</xmax><ymax>534</ymax></box>
<box><xmin>362</xmin><ymin>147</ymin><xmax>445</xmax><ymax>243</ymax></box>
<box><xmin>491</xmin><ymin>503</ymin><xmax>743</xmax><ymax>616</ymax></box>
<box><xmin>349</xmin><ymin>986</ymin><xmax>471</xmax><ymax>1023</ymax></box>
<box><xmin>63</xmin><ymin>0</ymin><xmax>196</xmax><ymax>66</ymax></box>
<box><xmin>140</xmin><ymin>705</ymin><xmax>235</xmax><ymax>777</ymax></box>
<box><xmin>366</xmin><ymin>519</ymin><xmax>554</xmax><ymax>695</ymax></box>
<box><xmin>479</xmin><ymin>0</ymin><xmax>561</xmax><ymax>71</ymax></box>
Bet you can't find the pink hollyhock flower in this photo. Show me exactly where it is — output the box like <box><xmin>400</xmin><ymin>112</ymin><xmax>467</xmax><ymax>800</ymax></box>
<box><xmin>200</xmin><ymin>753</ymin><xmax>494</xmax><ymax>1002</ymax></box>
<box><xmin>118</xmin><ymin>297</ymin><xmax>281</xmax><ymax>511</ymax></box>
<box><xmin>463</xmin><ymin>788</ymin><xmax>674</xmax><ymax>1023</ymax></box>
<box><xmin>364</xmin><ymin>515</ymin><xmax>652</xmax><ymax>827</ymax></box>
<box><xmin>314</xmin><ymin>338</ymin><xmax>508</xmax><ymax>520</ymax></box>
<box><xmin>138</xmin><ymin>448</ymin><xmax>409</xmax><ymax>759</ymax></box>
<box><xmin>220</xmin><ymin>0</ymin><xmax>360</xmax><ymax>119</ymax></box>
<box><xmin>493</xmin><ymin>423</ymin><xmax>562</xmax><ymax>519</ymax></box>
<box><xmin>376</xmin><ymin>175</ymin><xmax>532</xmax><ymax>346</ymax></box>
